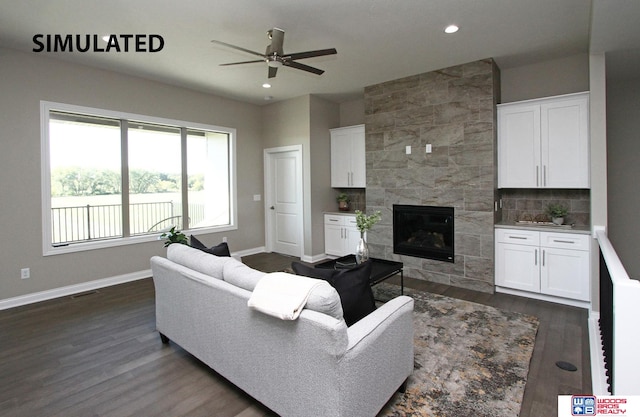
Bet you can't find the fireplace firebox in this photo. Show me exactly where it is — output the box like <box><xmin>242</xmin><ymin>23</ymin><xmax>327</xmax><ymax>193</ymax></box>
<box><xmin>393</xmin><ymin>205</ymin><xmax>454</xmax><ymax>262</ymax></box>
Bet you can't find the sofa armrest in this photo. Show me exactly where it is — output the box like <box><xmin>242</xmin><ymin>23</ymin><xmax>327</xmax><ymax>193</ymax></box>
<box><xmin>346</xmin><ymin>295</ymin><xmax>414</xmax><ymax>351</ymax></box>
<box><xmin>338</xmin><ymin>295</ymin><xmax>414</xmax><ymax>416</ymax></box>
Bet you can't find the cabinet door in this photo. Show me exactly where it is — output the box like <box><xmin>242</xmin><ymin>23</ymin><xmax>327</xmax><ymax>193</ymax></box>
<box><xmin>541</xmin><ymin>95</ymin><xmax>589</xmax><ymax>188</ymax></box>
<box><xmin>496</xmin><ymin>242</ymin><xmax>540</xmax><ymax>292</ymax></box>
<box><xmin>540</xmin><ymin>247</ymin><xmax>590</xmax><ymax>301</ymax></box>
<box><xmin>325</xmin><ymin>224</ymin><xmax>346</xmax><ymax>256</ymax></box>
<box><xmin>331</xmin><ymin>130</ymin><xmax>352</xmax><ymax>187</ymax></box>
<box><xmin>349</xmin><ymin>126</ymin><xmax>366</xmax><ymax>187</ymax></box>
<box><xmin>344</xmin><ymin>217</ymin><xmax>361</xmax><ymax>255</ymax></box>
<box><xmin>330</xmin><ymin>125</ymin><xmax>365</xmax><ymax>188</ymax></box>
<box><xmin>498</xmin><ymin>104</ymin><xmax>541</xmax><ymax>188</ymax></box>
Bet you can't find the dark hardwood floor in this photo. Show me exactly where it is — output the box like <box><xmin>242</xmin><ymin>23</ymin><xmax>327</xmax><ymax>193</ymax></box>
<box><xmin>0</xmin><ymin>252</ymin><xmax>591</xmax><ymax>417</ymax></box>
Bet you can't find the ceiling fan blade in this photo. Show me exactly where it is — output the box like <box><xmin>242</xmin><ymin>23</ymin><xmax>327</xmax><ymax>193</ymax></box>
<box><xmin>283</xmin><ymin>60</ymin><xmax>325</xmax><ymax>75</ymax></box>
<box><xmin>211</xmin><ymin>40</ymin><xmax>266</xmax><ymax>58</ymax></box>
<box><xmin>286</xmin><ymin>48</ymin><xmax>337</xmax><ymax>61</ymax></box>
<box><xmin>267</xmin><ymin>28</ymin><xmax>285</xmax><ymax>55</ymax></box>
<box><xmin>220</xmin><ymin>59</ymin><xmax>265</xmax><ymax>66</ymax></box>
<box><xmin>268</xmin><ymin>66</ymin><xmax>278</xmax><ymax>78</ymax></box>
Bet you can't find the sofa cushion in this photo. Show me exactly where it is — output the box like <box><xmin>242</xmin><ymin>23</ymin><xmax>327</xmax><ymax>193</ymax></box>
<box><xmin>222</xmin><ymin>258</ymin><xmax>266</xmax><ymax>292</ymax></box>
<box><xmin>190</xmin><ymin>235</ymin><xmax>231</xmax><ymax>257</ymax></box>
<box><xmin>167</xmin><ymin>244</ymin><xmax>232</xmax><ymax>279</ymax></box>
<box><xmin>291</xmin><ymin>261</ymin><xmax>376</xmax><ymax>326</ymax></box>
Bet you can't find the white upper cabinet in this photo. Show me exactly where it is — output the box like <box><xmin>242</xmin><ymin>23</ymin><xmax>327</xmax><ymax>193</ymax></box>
<box><xmin>498</xmin><ymin>92</ymin><xmax>589</xmax><ymax>189</ymax></box>
<box><xmin>330</xmin><ymin>124</ymin><xmax>366</xmax><ymax>188</ymax></box>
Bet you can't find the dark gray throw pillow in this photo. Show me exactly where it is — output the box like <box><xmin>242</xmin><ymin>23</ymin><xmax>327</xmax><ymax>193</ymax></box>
<box><xmin>190</xmin><ymin>235</ymin><xmax>231</xmax><ymax>257</ymax></box>
<box><xmin>291</xmin><ymin>261</ymin><xmax>375</xmax><ymax>326</ymax></box>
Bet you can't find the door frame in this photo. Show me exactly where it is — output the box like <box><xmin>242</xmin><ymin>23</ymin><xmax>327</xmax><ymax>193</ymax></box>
<box><xmin>263</xmin><ymin>145</ymin><xmax>304</xmax><ymax>257</ymax></box>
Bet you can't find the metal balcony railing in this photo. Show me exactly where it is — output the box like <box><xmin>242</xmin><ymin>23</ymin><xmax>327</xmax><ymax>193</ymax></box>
<box><xmin>51</xmin><ymin>201</ymin><xmax>176</xmax><ymax>244</ymax></box>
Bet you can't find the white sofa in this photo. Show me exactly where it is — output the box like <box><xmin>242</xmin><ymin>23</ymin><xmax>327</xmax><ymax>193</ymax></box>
<box><xmin>150</xmin><ymin>244</ymin><xmax>414</xmax><ymax>417</ymax></box>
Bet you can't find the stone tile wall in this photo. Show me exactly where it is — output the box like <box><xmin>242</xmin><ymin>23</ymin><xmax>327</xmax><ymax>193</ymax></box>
<box><xmin>363</xmin><ymin>59</ymin><xmax>500</xmax><ymax>293</ymax></box>
<box><xmin>500</xmin><ymin>189</ymin><xmax>590</xmax><ymax>226</ymax></box>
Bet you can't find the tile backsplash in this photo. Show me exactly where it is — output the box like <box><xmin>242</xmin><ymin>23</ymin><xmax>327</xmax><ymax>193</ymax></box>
<box><xmin>500</xmin><ymin>189</ymin><xmax>590</xmax><ymax>226</ymax></box>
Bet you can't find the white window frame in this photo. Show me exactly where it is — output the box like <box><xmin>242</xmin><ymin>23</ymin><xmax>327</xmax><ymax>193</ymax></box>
<box><xmin>40</xmin><ymin>100</ymin><xmax>237</xmax><ymax>256</ymax></box>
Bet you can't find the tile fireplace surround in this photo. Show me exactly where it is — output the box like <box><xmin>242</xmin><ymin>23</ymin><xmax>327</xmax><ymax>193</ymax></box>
<box><xmin>363</xmin><ymin>58</ymin><xmax>500</xmax><ymax>293</ymax></box>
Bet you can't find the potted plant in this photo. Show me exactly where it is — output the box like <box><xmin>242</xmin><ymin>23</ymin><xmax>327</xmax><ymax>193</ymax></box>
<box><xmin>354</xmin><ymin>210</ymin><xmax>382</xmax><ymax>264</ymax></box>
<box><xmin>160</xmin><ymin>226</ymin><xmax>189</xmax><ymax>247</ymax></box>
<box><xmin>336</xmin><ymin>192</ymin><xmax>350</xmax><ymax>211</ymax></box>
<box><xmin>546</xmin><ymin>203</ymin><xmax>569</xmax><ymax>225</ymax></box>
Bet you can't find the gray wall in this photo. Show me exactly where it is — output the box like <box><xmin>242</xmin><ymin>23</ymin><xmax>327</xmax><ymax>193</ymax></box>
<box><xmin>500</xmin><ymin>53</ymin><xmax>590</xmax><ymax>103</ymax></box>
<box><xmin>262</xmin><ymin>95</ymin><xmax>339</xmax><ymax>260</ymax></box>
<box><xmin>606</xmin><ymin>77</ymin><xmax>640</xmax><ymax>279</ymax></box>
<box><xmin>339</xmin><ymin>98</ymin><xmax>365</xmax><ymax>126</ymax></box>
<box><xmin>0</xmin><ymin>47</ymin><xmax>264</xmax><ymax>301</ymax></box>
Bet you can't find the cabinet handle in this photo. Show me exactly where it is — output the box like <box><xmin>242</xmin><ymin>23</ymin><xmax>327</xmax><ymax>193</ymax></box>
<box><xmin>329</xmin><ymin>219</ymin><xmax>339</xmax><ymax>222</ymax></box>
<box><xmin>542</xmin><ymin>249</ymin><xmax>545</xmax><ymax>267</ymax></box>
<box><xmin>535</xmin><ymin>249</ymin><xmax>538</xmax><ymax>266</ymax></box>
<box><xmin>543</xmin><ymin>165</ymin><xmax>547</xmax><ymax>186</ymax></box>
<box><xmin>553</xmin><ymin>239</ymin><xmax>574</xmax><ymax>244</ymax></box>
<box><xmin>508</xmin><ymin>235</ymin><xmax>528</xmax><ymax>240</ymax></box>
<box><xmin>536</xmin><ymin>166</ymin><xmax>539</xmax><ymax>187</ymax></box>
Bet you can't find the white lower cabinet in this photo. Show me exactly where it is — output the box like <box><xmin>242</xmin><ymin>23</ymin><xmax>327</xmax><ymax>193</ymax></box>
<box><xmin>324</xmin><ymin>214</ymin><xmax>360</xmax><ymax>257</ymax></box>
<box><xmin>495</xmin><ymin>228</ymin><xmax>590</xmax><ymax>304</ymax></box>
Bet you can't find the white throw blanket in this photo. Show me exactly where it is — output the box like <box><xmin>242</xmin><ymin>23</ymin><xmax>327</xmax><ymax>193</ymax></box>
<box><xmin>248</xmin><ymin>272</ymin><xmax>324</xmax><ymax>320</ymax></box>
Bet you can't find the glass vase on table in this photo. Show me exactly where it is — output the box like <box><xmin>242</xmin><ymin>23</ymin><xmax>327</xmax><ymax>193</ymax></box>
<box><xmin>355</xmin><ymin>231</ymin><xmax>369</xmax><ymax>264</ymax></box>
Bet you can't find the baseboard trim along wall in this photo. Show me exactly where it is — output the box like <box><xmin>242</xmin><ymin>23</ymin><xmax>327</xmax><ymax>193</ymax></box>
<box><xmin>0</xmin><ymin>270</ymin><xmax>151</xmax><ymax>311</ymax></box>
<box><xmin>0</xmin><ymin>245</ymin><xmax>267</xmax><ymax>311</ymax></box>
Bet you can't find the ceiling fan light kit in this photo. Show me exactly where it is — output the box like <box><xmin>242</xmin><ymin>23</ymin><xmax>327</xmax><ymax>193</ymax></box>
<box><xmin>212</xmin><ymin>28</ymin><xmax>337</xmax><ymax>79</ymax></box>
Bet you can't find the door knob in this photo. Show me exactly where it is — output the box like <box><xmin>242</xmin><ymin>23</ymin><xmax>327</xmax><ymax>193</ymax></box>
<box><xmin>270</xmin><ymin>206</ymin><xmax>275</xmax><ymax>210</ymax></box>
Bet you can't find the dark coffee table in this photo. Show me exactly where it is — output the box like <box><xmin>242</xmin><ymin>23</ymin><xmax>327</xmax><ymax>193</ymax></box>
<box><xmin>315</xmin><ymin>255</ymin><xmax>404</xmax><ymax>294</ymax></box>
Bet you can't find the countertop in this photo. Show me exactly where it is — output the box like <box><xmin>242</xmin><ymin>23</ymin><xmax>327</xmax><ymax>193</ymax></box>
<box><xmin>324</xmin><ymin>211</ymin><xmax>357</xmax><ymax>216</ymax></box>
<box><xmin>495</xmin><ymin>221</ymin><xmax>591</xmax><ymax>235</ymax></box>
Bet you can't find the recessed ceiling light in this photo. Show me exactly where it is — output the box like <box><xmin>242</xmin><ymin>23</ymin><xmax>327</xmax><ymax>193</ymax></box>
<box><xmin>444</xmin><ymin>25</ymin><xmax>459</xmax><ymax>34</ymax></box>
<box><xmin>262</xmin><ymin>83</ymin><xmax>271</xmax><ymax>89</ymax></box>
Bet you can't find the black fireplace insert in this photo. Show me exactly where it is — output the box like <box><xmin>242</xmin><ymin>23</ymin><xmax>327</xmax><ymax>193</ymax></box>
<box><xmin>393</xmin><ymin>205</ymin><xmax>454</xmax><ymax>262</ymax></box>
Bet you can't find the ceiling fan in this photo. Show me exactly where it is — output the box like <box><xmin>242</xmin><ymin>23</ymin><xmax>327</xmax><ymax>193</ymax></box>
<box><xmin>211</xmin><ymin>28</ymin><xmax>337</xmax><ymax>79</ymax></box>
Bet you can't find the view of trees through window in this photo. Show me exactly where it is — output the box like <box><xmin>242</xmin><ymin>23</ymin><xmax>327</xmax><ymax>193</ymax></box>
<box><xmin>46</xmin><ymin>107</ymin><xmax>232</xmax><ymax>247</ymax></box>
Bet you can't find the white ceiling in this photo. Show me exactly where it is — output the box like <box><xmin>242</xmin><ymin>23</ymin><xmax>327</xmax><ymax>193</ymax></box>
<box><xmin>0</xmin><ymin>0</ymin><xmax>638</xmax><ymax>105</ymax></box>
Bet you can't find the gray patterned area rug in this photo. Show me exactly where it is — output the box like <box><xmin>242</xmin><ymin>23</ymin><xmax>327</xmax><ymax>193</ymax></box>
<box><xmin>374</xmin><ymin>285</ymin><xmax>539</xmax><ymax>417</ymax></box>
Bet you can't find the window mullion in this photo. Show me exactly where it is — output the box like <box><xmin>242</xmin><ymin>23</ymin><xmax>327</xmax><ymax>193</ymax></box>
<box><xmin>181</xmin><ymin>127</ymin><xmax>189</xmax><ymax>230</ymax></box>
<box><xmin>121</xmin><ymin>120</ymin><xmax>130</xmax><ymax>237</ymax></box>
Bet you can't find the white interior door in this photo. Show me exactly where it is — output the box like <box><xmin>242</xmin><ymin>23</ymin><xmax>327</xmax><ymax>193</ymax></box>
<box><xmin>265</xmin><ymin>146</ymin><xmax>303</xmax><ymax>257</ymax></box>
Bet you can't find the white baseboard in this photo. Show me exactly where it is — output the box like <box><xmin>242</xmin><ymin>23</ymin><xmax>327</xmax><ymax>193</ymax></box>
<box><xmin>0</xmin><ymin>245</ymin><xmax>299</xmax><ymax>311</ymax></box>
<box><xmin>301</xmin><ymin>253</ymin><xmax>331</xmax><ymax>263</ymax></box>
<box><xmin>588</xmin><ymin>311</ymin><xmax>610</xmax><ymax>395</ymax></box>
<box><xmin>0</xmin><ymin>270</ymin><xmax>151</xmax><ymax>311</ymax></box>
<box><xmin>495</xmin><ymin>286</ymin><xmax>590</xmax><ymax>309</ymax></box>
<box><xmin>231</xmin><ymin>246</ymin><xmax>266</xmax><ymax>259</ymax></box>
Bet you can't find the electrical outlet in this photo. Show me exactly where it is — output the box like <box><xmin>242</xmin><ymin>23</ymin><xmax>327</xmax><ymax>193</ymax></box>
<box><xmin>222</xmin><ymin>236</ymin><xmax>228</xmax><ymax>243</ymax></box>
<box><xmin>21</xmin><ymin>268</ymin><xmax>30</xmax><ymax>279</ymax></box>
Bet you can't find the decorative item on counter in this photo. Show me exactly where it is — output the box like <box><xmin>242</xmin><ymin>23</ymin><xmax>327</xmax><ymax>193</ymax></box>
<box><xmin>354</xmin><ymin>210</ymin><xmax>381</xmax><ymax>264</ymax></box>
<box><xmin>546</xmin><ymin>203</ymin><xmax>569</xmax><ymax>225</ymax></box>
<box><xmin>336</xmin><ymin>192</ymin><xmax>350</xmax><ymax>211</ymax></box>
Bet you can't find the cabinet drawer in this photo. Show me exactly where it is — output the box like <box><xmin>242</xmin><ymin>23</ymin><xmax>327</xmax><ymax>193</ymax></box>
<box><xmin>496</xmin><ymin>228</ymin><xmax>540</xmax><ymax>246</ymax></box>
<box><xmin>324</xmin><ymin>214</ymin><xmax>356</xmax><ymax>226</ymax></box>
<box><xmin>540</xmin><ymin>232</ymin><xmax>589</xmax><ymax>251</ymax></box>
<box><xmin>324</xmin><ymin>214</ymin><xmax>345</xmax><ymax>225</ymax></box>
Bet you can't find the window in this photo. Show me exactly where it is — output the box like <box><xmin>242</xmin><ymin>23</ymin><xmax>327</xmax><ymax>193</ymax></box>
<box><xmin>41</xmin><ymin>101</ymin><xmax>236</xmax><ymax>255</ymax></box>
